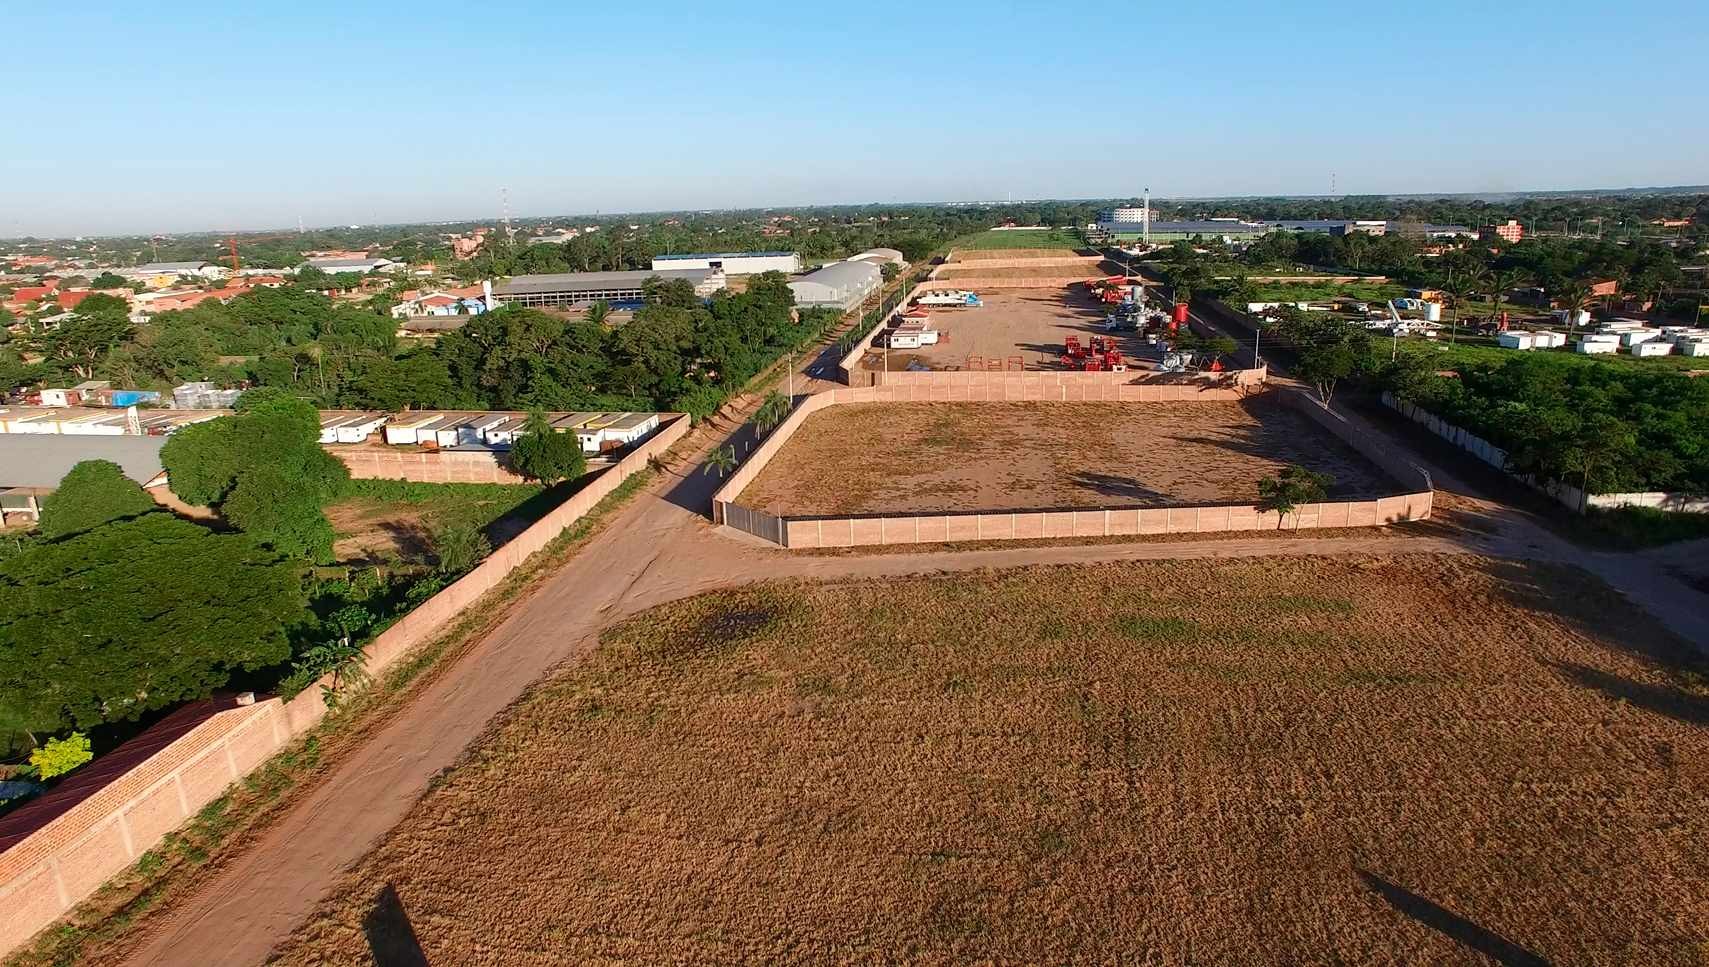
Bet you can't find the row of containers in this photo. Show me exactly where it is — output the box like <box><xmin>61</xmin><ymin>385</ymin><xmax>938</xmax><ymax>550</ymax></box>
<box><xmin>0</xmin><ymin>405</ymin><xmax>663</xmax><ymax>457</ymax></box>
<box><xmin>330</xmin><ymin>409</ymin><xmax>662</xmax><ymax>455</ymax></box>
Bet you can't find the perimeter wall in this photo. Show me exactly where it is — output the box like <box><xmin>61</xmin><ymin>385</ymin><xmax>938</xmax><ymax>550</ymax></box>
<box><xmin>333</xmin><ymin>447</ymin><xmax>527</xmax><ymax>484</ymax></box>
<box><xmin>712</xmin><ymin>389</ymin><xmax>1431</xmax><ymax>548</ymax></box>
<box><xmin>0</xmin><ymin>414</ymin><xmax>691</xmax><ymax>958</ymax></box>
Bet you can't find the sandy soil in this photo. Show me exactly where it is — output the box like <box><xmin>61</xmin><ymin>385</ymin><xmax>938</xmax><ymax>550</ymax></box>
<box><xmin>936</xmin><ymin>262</ymin><xmax>1115</xmax><ymax>280</ymax></box>
<box><xmin>271</xmin><ymin>555</ymin><xmax>1709</xmax><ymax>965</ymax></box>
<box><xmin>324</xmin><ymin>503</ymin><xmax>434</xmax><ymax>564</ymax></box>
<box><xmin>866</xmin><ymin>289</ymin><xmax>1159</xmax><ymax>372</ymax></box>
<box><xmin>737</xmin><ymin>399</ymin><xmax>1396</xmax><ymax>516</ymax></box>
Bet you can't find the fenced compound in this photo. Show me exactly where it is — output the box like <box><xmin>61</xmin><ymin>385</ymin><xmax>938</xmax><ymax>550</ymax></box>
<box><xmin>713</xmin><ymin>389</ymin><xmax>1431</xmax><ymax>549</ymax></box>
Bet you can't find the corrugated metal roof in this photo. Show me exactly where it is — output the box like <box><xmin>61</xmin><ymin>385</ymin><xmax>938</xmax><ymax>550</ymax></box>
<box><xmin>0</xmin><ymin>435</ymin><xmax>168</xmax><ymax>489</ymax></box>
<box><xmin>793</xmin><ymin>260</ymin><xmax>881</xmax><ymax>288</ymax></box>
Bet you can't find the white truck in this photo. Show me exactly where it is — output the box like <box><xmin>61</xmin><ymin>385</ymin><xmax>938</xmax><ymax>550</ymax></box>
<box><xmin>917</xmin><ymin>290</ymin><xmax>983</xmax><ymax>308</ymax></box>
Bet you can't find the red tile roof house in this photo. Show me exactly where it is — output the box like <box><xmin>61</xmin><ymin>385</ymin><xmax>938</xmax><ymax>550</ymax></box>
<box><xmin>4</xmin><ymin>281</ymin><xmax>59</xmax><ymax>309</ymax></box>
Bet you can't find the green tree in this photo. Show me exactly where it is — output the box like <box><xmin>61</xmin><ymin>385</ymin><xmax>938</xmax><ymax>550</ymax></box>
<box><xmin>29</xmin><ymin>732</ymin><xmax>92</xmax><ymax>779</ymax></box>
<box><xmin>37</xmin><ymin>460</ymin><xmax>157</xmax><ymax>539</ymax></box>
<box><xmin>1291</xmin><ymin>322</ymin><xmax>1369</xmax><ymax>403</ymax></box>
<box><xmin>88</xmin><ymin>273</ymin><xmax>130</xmax><ymax>290</ymax></box>
<box><xmin>583</xmin><ymin>300</ymin><xmax>612</xmax><ymax>327</ymax></box>
<box><xmin>510</xmin><ymin>410</ymin><xmax>586</xmax><ymax>485</ymax></box>
<box><xmin>221</xmin><ymin>465</ymin><xmax>338</xmax><ymax>562</ymax></box>
<box><xmin>44</xmin><ymin>306</ymin><xmax>133</xmax><ymax>379</ymax></box>
<box><xmin>0</xmin><ymin>514</ymin><xmax>304</xmax><ymax>732</ymax></box>
<box><xmin>1257</xmin><ymin>465</ymin><xmax>1333</xmax><ymax>528</ymax></box>
<box><xmin>1553</xmin><ymin>280</ymin><xmax>1594</xmax><ymax>342</ymax></box>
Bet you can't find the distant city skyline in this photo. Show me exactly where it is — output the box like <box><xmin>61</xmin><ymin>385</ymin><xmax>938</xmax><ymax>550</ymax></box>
<box><xmin>7</xmin><ymin>1</ymin><xmax>1707</xmax><ymax>238</ymax></box>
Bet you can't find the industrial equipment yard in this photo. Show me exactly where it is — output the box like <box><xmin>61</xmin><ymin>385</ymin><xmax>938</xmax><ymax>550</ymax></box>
<box><xmin>865</xmin><ymin>290</ymin><xmax>1161</xmax><ymax>373</ymax></box>
<box><xmin>735</xmin><ymin>400</ymin><xmax>1396</xmax><ymax>516</ymax></box>
<box><xmin>272</xmin><ymin>555</ymin><xmax>1709</xmax><ymax>965</ymax></box>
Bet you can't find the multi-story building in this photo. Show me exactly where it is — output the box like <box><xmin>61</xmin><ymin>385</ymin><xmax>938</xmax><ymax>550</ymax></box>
<box><xmin>1480</xmin><ymin>220</ymin><xmax>1524</xmax><ymax>244</ymax></box>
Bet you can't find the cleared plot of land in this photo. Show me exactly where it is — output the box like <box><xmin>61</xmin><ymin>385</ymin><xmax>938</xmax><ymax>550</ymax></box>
<box><xmin>275</xmin><ymin>555</ymin><xmax>1709</xmax><ymax>965</ymax></box>
<box><xmin>866</xmin><ymin>289</ymin><xmax>1156</xmax><ymax>372</ymax></box>
<box><xmin>936</xmin><ymin>262</ymin><xmax>1112</xmax><ymax>281</ymax></box>
<box><xmin>737</xmin><ymin>399</ymin><xmax>1394</xmax><ymax>516</ymax></box>
<box><xmin>325</xmin><ymin>480</ymin><xmax>544</xmax><ymax>565</ymax></box>
<box><xmin>952</xmin><ymin>229</ymin><xmax>1089</xmax><ymax>251</ymax></box>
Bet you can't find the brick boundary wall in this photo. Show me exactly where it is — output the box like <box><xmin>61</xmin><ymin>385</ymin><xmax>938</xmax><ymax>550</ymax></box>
<box><xmin>941</xmin><ymin>256</ymin><xmax>1108</xmax><ymax>269</ymax></box>
<box><xmin>711</xmin><ymin>390</ymin><xmax>1432</xmax><ymax>548</ymax></box>
<box><xmin>333</xmin><ymin>447</ymin><xmax>528</xmax><ymax>484</ymax></box>
<box><xmin>0</xmin><ymin>415</ymin><xmax>690</xmax><ymax>959</ymax></box>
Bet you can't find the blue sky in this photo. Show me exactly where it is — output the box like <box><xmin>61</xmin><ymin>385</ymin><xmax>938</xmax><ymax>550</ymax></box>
<box><xmin>6</xmin><ymin>1</ymin><xmax>1706</xmax><ymax>237</ymax></box>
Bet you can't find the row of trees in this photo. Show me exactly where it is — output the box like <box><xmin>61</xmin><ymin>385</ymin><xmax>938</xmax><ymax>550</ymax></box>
<box><xmin>1387</xmin><ymin>355</ymin><xmax>1709</xmax><ymax>496</ymax></box>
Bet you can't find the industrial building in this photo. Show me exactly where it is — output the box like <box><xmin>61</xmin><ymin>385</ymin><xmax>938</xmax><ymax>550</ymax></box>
<box><xmin>650</xmin><ymin>251</ymin><xmax>800</xmax><ymax>275</ymax></box>
<box><xmin>846</xmin><ymin>248</ymin><xmax>906</xmax><ymax>268</ymax></box>
<box><xmin>492</xmin><ymin>268</ymin><xmax>726</xmax><ymax>309</ymax></box>
<box><xmin>302</xmin><ymin>257</ymin><xmax>396</xmax><ymax>275</ymax></box>
<box><xmin>788</xmin><ymin>261</ymin><xmax>882</xmax><ymax>312</ymax></box>
<box><xmin>0</xmin><ymin>434</ymin><xmax>169</xmax><ymax>523</ymax></box>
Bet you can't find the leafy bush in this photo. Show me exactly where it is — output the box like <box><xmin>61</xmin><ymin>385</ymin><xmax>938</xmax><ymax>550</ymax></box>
<box><xmin>510</xmin><ymin>411</ymin><xmax>586</xmax><ymax>485</ymax></box>
<box><xmin>29</xmin><ymin>732</ymin><xmax>92</xmax><ymax>779</ymax></box>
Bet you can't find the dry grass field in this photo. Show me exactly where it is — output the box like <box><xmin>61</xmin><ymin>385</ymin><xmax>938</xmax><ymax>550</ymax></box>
<box><xmin>274</xmin><ymin>554</ymin><xmax>1709</xmax><ymax>964</ymax></box>
<box><xmin>736</xmin><ymin>400</ymin><xmax>1396</xmax><ymax>517</ymax></box>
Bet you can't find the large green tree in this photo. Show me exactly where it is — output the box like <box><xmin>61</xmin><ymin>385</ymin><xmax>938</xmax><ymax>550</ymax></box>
<box><xmin>37</xmin><ymin>460</ymin><xmax>156</xmax><ymax>540</ymax></box>
<box><xmin>510</xmin><ymin>411</ymin><xmax>586</xmax><ymax>486</ymax></box>
<box><xmin>0</xmin><ymin>513</ymin><xmax>305</xmax><ymax>732</ymax></box>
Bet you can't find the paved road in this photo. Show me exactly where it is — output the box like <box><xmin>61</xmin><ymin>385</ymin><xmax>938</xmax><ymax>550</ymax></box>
<box><xmin>119</xmin><ymin>311</ymin><xmax>1709</xmax><ymax>965</ymax></box>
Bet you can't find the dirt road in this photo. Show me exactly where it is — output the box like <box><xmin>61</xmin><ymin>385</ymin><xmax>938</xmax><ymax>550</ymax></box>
<box><xmin>118</xmin><ymin>347</ymin><xmax>1709</xmax><ymax>965</ymax></box>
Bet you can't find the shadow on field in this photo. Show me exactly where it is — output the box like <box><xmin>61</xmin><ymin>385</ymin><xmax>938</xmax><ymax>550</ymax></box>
<box><xmin>1483</xmin><ymin>560</ymin><xmax>1709</xmax><ymax>724</ymax></box>
<box><xmin>362</xmin><ymin>882</ymin><xmax>428</xmax><ymax>967</ymax></box>
<box><xmin>1357</xmin><ymin>870</ymin><xmax>1552</xmax><ymax>966</ymax></box>
<box><xmin>1548</xmin><ymin>660</ymin><xmax>1709</xmax><ymax>727</ymax></box>
<box><xmin>1069</xmin><ymin>471</ymin><xmax>1167</xmax><ymax>502</ymax></box>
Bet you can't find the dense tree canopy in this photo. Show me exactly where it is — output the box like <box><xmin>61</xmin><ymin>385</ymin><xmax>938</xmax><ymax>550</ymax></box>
<box><xmin>37</xmin><ymin>460</ymin><xmax>156</xmax><ymax>540</ymax></box>
<box><xmin>0</xmin><ymin>513</ymin><xmax>305</xmax><ymax>732</ymax></box>
<box><xmin>161</xmin><ymin>389</ymin><xmax>348</xmax><ymax>561</ymax></box>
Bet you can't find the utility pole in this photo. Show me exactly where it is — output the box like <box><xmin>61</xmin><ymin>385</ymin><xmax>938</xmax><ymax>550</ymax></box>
<box><xmin>1253</xmin><ymin>325</ymin><xmax>1262</xmax><ymax>367</ymax></box>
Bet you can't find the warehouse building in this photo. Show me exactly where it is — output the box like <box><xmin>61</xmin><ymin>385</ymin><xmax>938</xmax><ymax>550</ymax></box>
<box><xmin>788</xmin><ymin>261</ymin><xmax>882</xmax><ymax>313</ymax></box>
<box><xmin>650</xmin><ymin>251</ymin><xmax>800</xmax><ymax>275</ymax></box>
<box><xmin>492</xmin><ymin>268</ymin><xmax>726</xmax><ymax>309</ymax></box>
<box><xmin>0</xmin><ymin>434</ymin><xmax>169</xmax><ymax>523</ymax></box>
<box><xmin>846</xmin><ymin>248</ymin><xmax>906</xmax><ymax>268</ymax></box>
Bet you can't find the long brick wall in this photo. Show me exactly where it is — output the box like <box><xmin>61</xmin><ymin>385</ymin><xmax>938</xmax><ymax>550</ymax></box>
<box><xmin>712</xmin><ymin>391</ymin><xmax>1432</xmax><ymax>547</ymax></box>
<box><xmin>333</xmin><ymin>447</ymin><xmax>527</xmax><ymax>484</ymax></box>
<box><xmin>0</xmin><ymin>414</ymin><xmax>690</xmax><ymax>959</ymax></box>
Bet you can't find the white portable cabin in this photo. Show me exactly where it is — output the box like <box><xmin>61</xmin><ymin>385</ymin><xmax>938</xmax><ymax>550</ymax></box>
<box><xmin>1576</xmin><ymin>335</ymin><xmax>1618</xmax><ymax>354</ymax></box>
<box><xmin>1633</xmin><ymin>340</ymin><xmax>1674</xmax><ymax>357</ymax></box>
<box><xmin>432</xmin><ymin>415</ymin><xmax>478</xmax><ymax>448</ymax></box>
<box><xmin>384</xmin><ymin>413</ymin><xmax>444</xmax><ymax>446</ymax></box>
<box><xmin>1531</xmin><ymin>330</ymin><xmax>1567</xmax><ymax>349</ymax></box>
<box><xmin>482</xmin><ymin>415</ymin><xmax>532</xmax><ymax>446</ymax></box>
<box><xmin>336</xmin><ymin>412</ymin><xmax>388</xmax><ymax>443</ymax></box>
<box><xmin>1496</xmin><ymin>331</ymin><xmax>1535</xmax><ymax>350</ymax></box>
<box><xmin>599</xmin><ymin>412</ymin><xmax>661</xmax><ymax>450</ymax></box>
<box><xmin>317</xmin><ymin>412</ymin><xmax>355</xmax><ymax>444</ymax></box>
<box><xmin>1619</xmin><ymin>329</ymin><xmax>1662</xmax><ymax>348</ymax></box>
<box><xmin>1676</xmin><ymin>339</ymin><xmax>1709</xmax><ymax>357</ymax></box>
<box><xmin>573</xmin><ymin>413</ymin><xmax>622</xmax><ymax>454</ymax></box>
<box><xmin>457</xmin><ymin>414</ymin><xmax>507</xmax><ymax>447</ymax></box>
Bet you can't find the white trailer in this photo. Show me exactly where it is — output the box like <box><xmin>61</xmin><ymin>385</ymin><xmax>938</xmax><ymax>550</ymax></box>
<box><xmin>1576</xmin><ymin>335</ymin><xmax>1618</xmax><ymax>354</ymax></box>
<box><xmin>1633</xmin><ymin>340</ymin><xmax>1674</xmax><ymax>357</ymax></box>
<box><xmin>384</xmin><ymin>413</ymin><xmax>444</xmax><ymax>446</ymax></box>
<box><xmin>1496</xmin><ymin>331</ymin><xmax>1535</xmax><ymax>350</ymax></box>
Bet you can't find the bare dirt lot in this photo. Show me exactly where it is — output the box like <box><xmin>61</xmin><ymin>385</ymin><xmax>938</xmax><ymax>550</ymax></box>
<box><xmin>273</xmin><ymin>554</ymin><xmax>1709</xmax><ymax>965</ymax></box>
<box><xmin>736</xmin><ymin>399</ymin><xmax>1396</xmax><ymax>516</ymax></box>
<box><xmin>866</xmin><ymin>289</ymin><xmax>1158</xmax><ymax>372</ymax></box>
<box><xmin>935</xmin><ymin>261</ymin><xmax>1116</xmax><ymax>281</ymax></box>
<box><xmin>948</xmin><ymin>245</ymin><xmax>1097</xmax><ymax>259</ymax></box>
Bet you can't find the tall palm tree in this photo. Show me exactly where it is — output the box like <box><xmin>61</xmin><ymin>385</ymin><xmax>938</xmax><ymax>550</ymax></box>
<box><xmin>1486</xmin><ymin>268</ymin><xmax>1524</xmax><ymax>327</ymax></box>
<box><xmin>703</xmin><ymin>446</ymin><xmax>737</xmax><ymax>479</ymax></box>
<box><xmin>584</xmin><ymin>301</ymin><xmax>611</xmax><ymax>327</ymax></box>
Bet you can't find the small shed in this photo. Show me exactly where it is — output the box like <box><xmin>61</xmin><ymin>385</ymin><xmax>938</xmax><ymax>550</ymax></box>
<box><xmin>1496</xmin><ymin>331</ymin><xmax>1535</xmax><ymax>350</ymax></box>
<box><xmin>1576</xmin><ymin>335</ymin><xmax>1618</xmax><ymax>355</ymax></box>
<box><xmin>1633</xmin><ymin>340</ymin><xmax>1674</xmax><ymax>357</ymax></box>
<box><xmin>600</xmin><ymin>412</ymin><xmax>661</xmax><ymax>450</ymax></box>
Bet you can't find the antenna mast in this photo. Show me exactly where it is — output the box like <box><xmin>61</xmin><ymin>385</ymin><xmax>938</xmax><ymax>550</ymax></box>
<box><xmin>500</xmin><ymin>186</ymin><xmax>513</xmax><ymax>238</ymax></box>
<box><xmin>1142</xmin><ymin>188</ymin><xmax>1150</xmax><ymax>247</ymax></box>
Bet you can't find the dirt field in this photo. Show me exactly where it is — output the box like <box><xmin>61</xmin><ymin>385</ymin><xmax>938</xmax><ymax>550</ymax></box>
<box><xmin>949</xmin><ymin>246</ymin><xmax>1099</xmax><ymax>260</ymax></box>
<box><xmin>736</xmin><ymin>399</ymin><xmax>1395</xmax><ymax>516</ymax></box>
<box><xmin>325</xmin><ymin>480</ymin><xmax>544</xmax><ymax>565</ymax></box>
<box><xmin>936</xmin><ymin>261</ymin><xmax>1115</xmax><ymax>281</ymax></box>
<box><xmin>865</xmin><ymin>290</ymin><xmax>1158</xmax><ymax>372</ymax></box>
<box><xmin>272</xmin><ymin>554</ymin><xmax>1709</xmax><ymax>964</ymax></box>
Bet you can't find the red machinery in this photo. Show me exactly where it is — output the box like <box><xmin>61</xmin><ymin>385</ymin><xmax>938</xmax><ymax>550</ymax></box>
<box><xmin>1061</xmin><ymin>334</ymin><xmax>1125</xmax><ymax>371</ymax></box>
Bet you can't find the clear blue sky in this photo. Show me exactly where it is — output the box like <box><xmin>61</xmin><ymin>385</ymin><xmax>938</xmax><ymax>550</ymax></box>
<box><xmin>7</xmin><ymin>1</ymin><xmax>1706</xmax><ymax>237</ymax></box>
